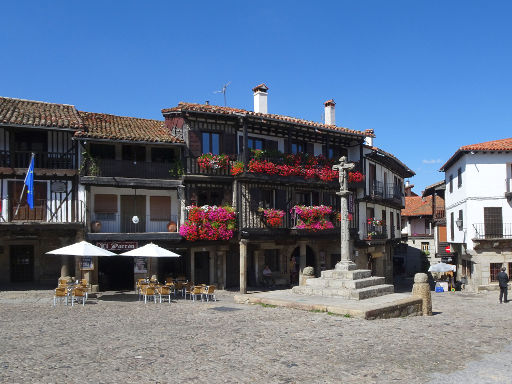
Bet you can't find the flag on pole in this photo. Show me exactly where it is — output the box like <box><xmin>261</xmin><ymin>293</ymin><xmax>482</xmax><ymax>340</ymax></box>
<box><xmin>24</xmin><ymin>155</ymin><xmax>35</xmax><ymax>209</ymax></box>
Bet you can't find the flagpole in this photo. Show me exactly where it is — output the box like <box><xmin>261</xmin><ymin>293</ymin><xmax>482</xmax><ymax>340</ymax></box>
<box><xmin>14</xmin><ymin>152</ymin><xmax>35</xmax><ymax>217</ymax></box>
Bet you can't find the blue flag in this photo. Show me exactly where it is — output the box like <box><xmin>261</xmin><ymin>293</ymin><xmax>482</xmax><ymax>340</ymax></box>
<box><xmin>25</xmin><ymin>155</ymin><xmax>34</xmax><ymax>209</ymax></box>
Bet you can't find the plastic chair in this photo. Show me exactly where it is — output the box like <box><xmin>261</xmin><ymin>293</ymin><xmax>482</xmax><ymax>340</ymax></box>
<box><xmin>142</xmin><ymin>286</ymin><xmax>157</xmax><ymax>304</ymax></box>
<box><xmin>203</xmin><ymin>285</ymin><xmax>217</xmax><ymax>302</ymax></box>
<box><xmin>158</xmin><ymin>286</ymin><xmax>172</xmax><ymax>304</ymax></box>
<box><xmin>191</xmin><ymin>286</ymin><xmax>203</xmax><ymax>302</ymax></box>
<box><xmin>53</xmin><ymin>287</ymin><xmax>68</xmax><ymax>306</ymax></box>
<box><xmin>184</xmin><ymin>283</ymin><xmax>194</xmax><ymax>299</ymax></box>
<box><xmin>71</xmin><ymin>288</ymin><xmax>87</xmax><ymax>306</ymax></box>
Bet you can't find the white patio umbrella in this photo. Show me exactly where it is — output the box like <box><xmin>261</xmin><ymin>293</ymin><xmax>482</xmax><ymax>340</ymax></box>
<box><xmin>46</xmin><ymin>240</ymin><xmax>116</xmax><ymax>257</ymax></box>
<box><xmin>428</xmin><ymin>262</ymin><xmax>456</xmax><ymax>273</ymax></box>
<box><xmin>117</xmin><ymin>243</ymin><xmax>180</xmax><ymax>258</ymax></box>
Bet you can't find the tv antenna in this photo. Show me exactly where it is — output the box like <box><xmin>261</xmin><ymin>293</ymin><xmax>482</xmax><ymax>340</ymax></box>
<box><xmin>213</xmin><ymin>81</ymin><xmax>231</xmax><ymax>106</ymax></box>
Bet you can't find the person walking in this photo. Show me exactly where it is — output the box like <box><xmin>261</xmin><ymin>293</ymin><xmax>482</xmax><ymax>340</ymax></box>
<box><xmin>497</xmin><ymin>267</ymin><xmax>509</xmax><ymax>304</ymax></box>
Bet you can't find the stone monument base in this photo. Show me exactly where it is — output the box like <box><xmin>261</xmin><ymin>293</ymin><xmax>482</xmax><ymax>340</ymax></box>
<box><xmin>292</xmin><ymin>262</ymin><xmax>394</xmax><ymax>300</ymax></box>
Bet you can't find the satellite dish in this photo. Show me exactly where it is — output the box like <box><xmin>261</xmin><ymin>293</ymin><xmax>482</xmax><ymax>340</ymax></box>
<box><xmin>132</xmin><ymin>216</ymin><xmax>139</xmax><ymax>224</ymax></box>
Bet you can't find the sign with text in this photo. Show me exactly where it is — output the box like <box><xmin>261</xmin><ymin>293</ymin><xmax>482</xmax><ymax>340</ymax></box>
<box><xmin>80</xmin><ymin>256</ymin><xmax>94</xmax><ymax>270</ymax></box>
<box><xmin>96</xmin><ymin>241</ymin><xmax>138</xmax><ymax>252</ymax></box>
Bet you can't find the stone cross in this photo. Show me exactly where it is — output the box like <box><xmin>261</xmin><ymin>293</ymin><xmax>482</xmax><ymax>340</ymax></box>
<box><xmin>332</xmin><ymin>156</ymin><xmax>356</xmax><ymax>192</ymax></box>
<box><xmin>333</xmin><ymin>156</ymin><xmax>357</xmax><ymax>271</ymax></box>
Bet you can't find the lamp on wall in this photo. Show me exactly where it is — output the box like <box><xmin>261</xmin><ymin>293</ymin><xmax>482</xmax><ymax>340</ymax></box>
<box><xmin>455</xmin><ymin>219</ymin><xmax>463</xmax><ymax>230</ymax></box>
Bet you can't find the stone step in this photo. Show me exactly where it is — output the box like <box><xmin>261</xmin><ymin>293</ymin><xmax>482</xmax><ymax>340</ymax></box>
<box><xmin>321</xmin><ymin>269</ymin><xmax>372</xmax><ymax>280</ymax></box>
<box><xmin>291</xmin><ymin>286</ymin><xmax>352</xmax><ymax>298</ymax></box>
<box><xmin>305</xmin><ymin>276</ymin><xmax>386</xmax><ymax>290</ymax></box>
<box><xmin>349</xmin><ymin>284</ymin><xmax>395</xmax><ymax>300</ymax></box>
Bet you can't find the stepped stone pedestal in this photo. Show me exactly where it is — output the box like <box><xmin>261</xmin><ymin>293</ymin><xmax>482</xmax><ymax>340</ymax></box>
<box><xmin>292</xmin><ymin>262</ymin><xmax>394</xmax><ymax>301</ymax></box>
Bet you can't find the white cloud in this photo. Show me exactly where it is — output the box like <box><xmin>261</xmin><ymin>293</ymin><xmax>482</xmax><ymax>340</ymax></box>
<box><xmin>422</xmin><ymin>159</ymin><xmax>442</xmax><ymax>164</ymax></box>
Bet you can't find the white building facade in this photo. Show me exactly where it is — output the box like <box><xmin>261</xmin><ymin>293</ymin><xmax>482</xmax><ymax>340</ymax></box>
<box><xmin>441</xmin><ymin>138</ymin><xmax>512</xmax><ymax>291</ymax></box>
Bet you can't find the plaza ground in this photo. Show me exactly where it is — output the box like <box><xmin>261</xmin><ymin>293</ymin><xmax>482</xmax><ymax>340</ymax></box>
<box><xmin>0</xmin><ymin>289</ymin><xmax>511</xmax><ymax>383</ymax></box>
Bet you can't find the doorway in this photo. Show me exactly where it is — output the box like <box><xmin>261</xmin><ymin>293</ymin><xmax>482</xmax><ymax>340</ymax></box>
<box><xmin>10</xmin><ymin>245</ymin><xmax>34</xmax><ymax>282</ymax></box>
<box><xmin>120</xmin><ymin>195</ymin><xmax>146</xmax><ymax>233</ymax></box>
<box><xmin>194</xmin><ymin>251</ymin><xmax>210</xmax><ymax>284</ymax></box>
<box><xmin>98</xmin><ymin>256</ymin><xmax>134</xmax><ymax>291</ymax></box>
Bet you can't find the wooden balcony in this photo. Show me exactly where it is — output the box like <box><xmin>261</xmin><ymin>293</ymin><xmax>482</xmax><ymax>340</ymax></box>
<box><xmin>0</xmin><ymin>199</ymin><xmax>84</xmax><ymax>224</ymax></box>
<box><xmin>0</xmin><ymin>150</ymin><xmax>75</xmax><ymax>170</ymax></box>
<box><xmin>81</xmin><ymin>158</ymin><xmax>181</xmax><ymax>179</ymax></box>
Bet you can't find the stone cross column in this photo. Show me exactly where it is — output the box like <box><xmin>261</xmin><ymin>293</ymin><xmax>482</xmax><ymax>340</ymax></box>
<box><xmin>332</xmin><ymin>156</ymin><xmax>356</xmax><ymax>271</ymax></box>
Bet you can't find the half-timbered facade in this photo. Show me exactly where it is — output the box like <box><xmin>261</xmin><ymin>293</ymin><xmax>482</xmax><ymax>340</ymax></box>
<box><xmin>0</xmin><ymin>97</ymin><xmax>84</xmax><ymax>286</ymax></box>
<box><xmin>162</xmin><ymin>85</ymin><xmax>414</xmax><ymax>291</ymax></box>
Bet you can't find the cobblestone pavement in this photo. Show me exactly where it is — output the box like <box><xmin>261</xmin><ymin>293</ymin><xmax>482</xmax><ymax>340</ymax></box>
<box><xmin>0</xmin><ymin>289</ymin><xmax>511</xmax><ymax>383</ymax></box>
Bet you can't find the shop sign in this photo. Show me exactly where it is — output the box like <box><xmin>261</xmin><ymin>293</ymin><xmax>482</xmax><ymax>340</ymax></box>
<box><xmin>96</xmin><ymin>241</ymin><xmax>138</xmax><ymax>252</ymax></box>
<box><xmin>80</xmin><ymin>256</ymin><xmax>94</xmax><ymax>270</ymax></box>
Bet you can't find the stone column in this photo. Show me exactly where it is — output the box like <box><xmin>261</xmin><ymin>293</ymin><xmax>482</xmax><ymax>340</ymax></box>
<box><xmin>222</xmin><ymin>252</ymin><xmax>227</xmax><ymax>290</ymax></box>
<box><xmin>412</xmin><ymin>273</ymin><xmax>432</xmax><ymax>316</ymax></box>
<box><xmin>209</xmin><ymin>251</ymin><xmax>215</xmax><ymax>285</ymax></box>
<box><xmin>239</xmin><ymin>239</ymin><xmax>248</xmax><ymax>294</ymax></box>
<box><xmin>190</xmin><ymin>250</ymin><xmax>195</xmax><ymax>284</ymax></box>
<box><xmin>216</xmin><ymin>251</ymin><xmax>224</xmax><ymax>288</ymax></box>
<box><xmin>60</xmin><ymin>255</ymin><xmax>71</xmax><ymax>278</ymax></box>
<box><xmin>335</xmin><ymin>190</ymin><xmax>356</xmax><ymax>271</ymax></box>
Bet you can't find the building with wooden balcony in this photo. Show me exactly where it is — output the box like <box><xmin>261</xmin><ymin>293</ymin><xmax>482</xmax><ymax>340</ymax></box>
<box><xmin>162</xmin><ymin>85</ymin><xmax>414</xmax><ymax>291</ymax></box>
<box><xmin>0</xmin><ymin>97</ymin><xmax>84</xmax><ymax>287</ymax></box>
<box><xmin>396</xmin><ymin>182</ymin><xmax>445</xmax><ymax>275</ymax></box>
<box><xmin>74</xmin><ymin>111</ymin><xmax>185</xmax><ymax>290</ymax></box>
<box><xmin>440</xmin><ymin>137</ymin><xmax>512</xmax><ymax>291</ymax></box>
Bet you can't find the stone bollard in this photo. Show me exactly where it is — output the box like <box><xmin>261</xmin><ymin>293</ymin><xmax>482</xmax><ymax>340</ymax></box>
<box><xmin>412</xmin><ymin>273</ymin><xmax>432</xmax><ymax>316</ymax></box>
<box><xmin>300</xmin><ymin>266</ymin><xmax>315</xmax><ymax>286</ymax></box>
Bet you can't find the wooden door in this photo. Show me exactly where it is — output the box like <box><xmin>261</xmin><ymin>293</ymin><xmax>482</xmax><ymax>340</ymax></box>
<box><xmin>120</xmin><ymin>195</ymin><xmax>146</xmax><ymax>233</ymax></box>
<box><xmin>9</xmin><ymin>181</ymin><xmax>47</xmax><ymax>221</ymax></box>
<box><xmin>438</xmin><ymin>225</ymin><xmax>447</xmax><ymax>242</ymax></box>
<box><xmin>10</xmin><ymin>245</ymin><xmax>34</xmax><ymax>282</ymax></box>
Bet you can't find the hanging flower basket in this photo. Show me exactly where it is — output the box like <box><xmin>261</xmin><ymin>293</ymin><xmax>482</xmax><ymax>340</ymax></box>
<box><xmin>197</xmin><ymin>153</ymin><xmax>229</xmax><ymax>170</ymax></box>
<box><xmin>259</xmin><ymin>208</ymin><xmax>285</xmax><ymax>228</ymax></box>
<box><xmin>179</xmin><ymin>205</ymin><xmax>236</xmax><ymax>241</ymax></box>
<box><xmin>291</xmin><ymin>205</ymin><xmax>334</xmax><ymax>231</ymax></box>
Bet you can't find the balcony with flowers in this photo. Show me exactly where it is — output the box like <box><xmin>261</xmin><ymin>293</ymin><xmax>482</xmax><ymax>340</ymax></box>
<box><xmin>179</xmin><ymin>205</ymin><xmax>236</xmax><ymax>241</ymax></box>
<box><xmin>364</xmin><ymin>217</ymin><xmax>387</xmax><ymax>240</ymax></box>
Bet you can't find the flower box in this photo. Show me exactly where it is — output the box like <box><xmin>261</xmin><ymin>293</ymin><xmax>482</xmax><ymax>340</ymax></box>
<box><xmin>292</xmin><ymin>205</ymin><xmax>334</xmax><ymax>231</ymax></box>
<box><xmin>179</xmin><ymin>205</ymin><xmax>236</xmax><ymax>241</ymax></box>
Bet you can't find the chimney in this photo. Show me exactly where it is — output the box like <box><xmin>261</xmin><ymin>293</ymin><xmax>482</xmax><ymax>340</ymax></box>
<box><xmin>253</xmin><ymin>83</ymin><xmax>268</xmax><ymax>114</ymax></box>
<box><xmin>365</xmin><ymin>129</ymin><xmax>374</xmax><ymax>147</ymax></box>
<box><xmin>324</xmin><ymin>99</ymin><xmax>335</xmax><ymax>125</ymax></box>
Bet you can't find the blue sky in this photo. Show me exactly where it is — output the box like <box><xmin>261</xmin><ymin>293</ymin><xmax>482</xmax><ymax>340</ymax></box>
<box><xmin>2</xmin><ymin>1</ymin><xmax>511</xmax><ymax>192</ymax></box>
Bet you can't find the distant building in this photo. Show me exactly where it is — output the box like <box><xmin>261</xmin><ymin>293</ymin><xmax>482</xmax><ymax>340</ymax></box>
<box><xmin>396</xmin><ymin>182</ymin><xmax>445</xmax><ymax>275</ymax></box>
<box><xmin>440</xmin><ymin>138</ymin><xmax>512</xmax><ymax>291</ymax></box>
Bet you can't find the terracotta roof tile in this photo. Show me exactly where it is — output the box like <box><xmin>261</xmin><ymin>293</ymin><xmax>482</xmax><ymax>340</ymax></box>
<box><xmin>440</xmin><ymin>137</ymin><xmax>512</xmax><ymax>171</ymax></box>
<box><xmin>402</xmin><ymin>195</ymin><xmax>444</xmax><ymax>217</ymax></box>
<box><xmin>0</xmin><ymin>96</ymin><xmax>82</xmax><ymax>129</ymax></box>
<box><xmin>162</xmin><ymin>102</ymin><xmax>373</xmax><ymax>137</ymax></box>
<box><xmin>460</xmin><ymin>137</ymin><xmax>512</xmax><ymax>151</ymax></box>
<box><xmin>75</xmin><ymin>111</ymin><xmax>183</xmax><ymax>144</ymax></box>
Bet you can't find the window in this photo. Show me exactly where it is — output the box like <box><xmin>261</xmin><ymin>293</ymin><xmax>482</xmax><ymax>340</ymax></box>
<box><xmin>260</xmin><ymin>189</ymin><xmax>274</xmax><ymax>209</ymax></box>
<box><xmin>202</xmin><ymin>132</ymin><xmax>220</xmax><ymax>154</ymax></box>
<box><xmin>450</xmin><ymin>212</ymin><xmax>454</xmax><ymax>241</ymax></box>
<box><xmin>458</xmin><ymin>210</ymin><xmax>463</xmax><ymax>230</ymax></box>
<box><xmin>151</xmin><ymin>147</ymin><xmax>175</xmax><ymax>163</ymax></box>
<box><xmin>484</xmin><ymin>207</ymin><xmax>503</xmax><ymax>239</ymax></box>
<box><xmin>122</xmin><ymin>145</ymin><xmax>145</xmax><ymax>162</ymax></box>
<box><xmin>291</xmin><ymin>142</ymin><xmax>304</xmax><ymax>154</ymax></box>
<box><xmin>248</xmin><ymin>137</ymin><xmax>264</xmax><ymax>150</ymax></box>
<box><xmin>196</xmin><ymin>188</ymin><xmax>223</xmax><ymax>206</ymax></box>
<box><xmin>457</xmin><ymin>167</ymin><xmax>462</xmax><ymax>188</ymax></box>
<box><xmin>462</xmin><ymin>259</ymin><xmax>472</xmax><ymax>277</ymax></box>
<box><xmin>421</xmin><ymin>242</ymin><xmax>429</xmax><ymax>253</ymax></box>
<box><xmin>150</xmin><ymin>196</ymin><xmax>171</xmax><ymax>221</ymax></box>
<box><xmin>490</xmin><ymin>263</ymin><xmax>502</xmax><ymax>282</ymax></box>
<box><xmin>449</xmin><ymin>175</ymin><xmax>453</xmax><ymax>193</ymax></box>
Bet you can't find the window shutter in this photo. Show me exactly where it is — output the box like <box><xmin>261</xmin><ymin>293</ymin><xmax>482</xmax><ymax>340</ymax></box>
<box><xmin>188</xmin><ymin>130</ymin><xmax>202</xmax><ymax>157</ymax></box>
<box><xmin>94</xmin><ymin>194</ymin><xmax>118</xmax><ymax>213</ymax></box>
<box><xmin>150</xmin><ymin>196</ymin><xmax>171</xmax><ymax>220</ymax></box>
<box><xmin>306</xmin><ymin>142</ymin><xmax>314</xmax><ymax>155</ymax></box>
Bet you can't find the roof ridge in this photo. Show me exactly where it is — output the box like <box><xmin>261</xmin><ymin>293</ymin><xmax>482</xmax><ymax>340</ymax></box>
<box><xmin>78</xmin><ymin>110</ymin><xmax>163</xmax><ymax>123</ymax></box>
<box><xmin>460</xmin><ymin>137</ymin><xmax>512</xmax><ymax>150</ymax></box>
<box><xmin>167</xmin><ymin>102</ymin><xmax>371</xmax><ymax>136</ymax></box>
<box><xmin>0</xmin><ymin>96</ymin><xmax>75</xmax><ymax>107</ymax></box>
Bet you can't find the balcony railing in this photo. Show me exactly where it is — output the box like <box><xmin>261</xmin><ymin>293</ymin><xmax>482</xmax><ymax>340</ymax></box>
<box><xmin>185</xmin><ymin>157</ymin><xmax>233</xmax><ymax>176</ymax></box>
<box><xmin>82</xmin><ymin>158</ymin><xmax>182</xmax><ymax>179</ymax></box>
<box><xmin>0</xmin><ymin>150</ymin><xmax>75</xmax><ymax>169</ymax></box>
<box><xmin>91</xmin><ymin>214</ymin><xmax>178</xmax><ymax>233</ymax></box>
<box><xmin>370</xmin><ymin>180</ymin><xmax>384</xmax><ymax>198</ymax></box>
<box><xmin>473</xmin><ymin>223</ymin><xmax>512</xmax><ymax>240</ymax></box>
<box><xmin>1</xmin><ymin>199</ymin><xmax>84</xmax><ymax>223</ymax></box>
<box><xmin>384</xmin><ymin>184</ymin><xmax>403</xmax><ymax>203</ymax></box>
<box><xmin>434</xmin><ymin>209</ymin><xmax>446</xmax><ymax>220</ymax></box>
<box><xmin>363</xmin><ymin>223</ymin><xmax>387</xmax><ymax>240</ymax></box>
